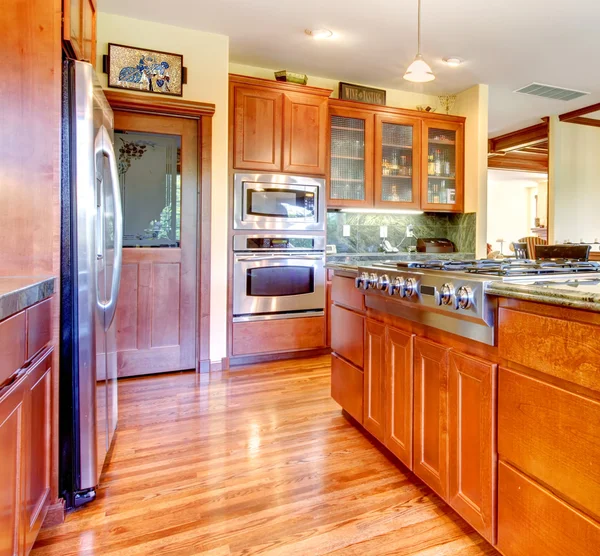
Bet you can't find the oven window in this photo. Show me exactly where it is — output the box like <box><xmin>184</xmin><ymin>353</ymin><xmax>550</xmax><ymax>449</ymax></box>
<box><xmin>246</xmin><ymin>187</ymin><xmax>315</xmax><ymax>219</ymax></box>
<box><xmin>247</xmin><ymin>266</ymin><xmax>314</xmax><ymax>297</ymax></box>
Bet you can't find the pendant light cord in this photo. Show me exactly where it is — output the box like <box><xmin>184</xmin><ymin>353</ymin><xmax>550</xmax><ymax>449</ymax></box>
<box><xmin>417</xmin><ymin>0</ymin><xmax>422</xmax><ymax>56</ymax></box>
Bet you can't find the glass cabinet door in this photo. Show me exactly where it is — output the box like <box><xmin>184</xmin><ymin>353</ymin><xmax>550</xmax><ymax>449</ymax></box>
<box><xmin>328</xmin><ymin>108</ymin><xmax>373</xmax><ymax>207</ymax></box>
<box><xmin>421</xmin><ymin>121</ymin><xmax>464</xmax><ymax>212</ymax></box>
<box><xmin>374</xmin><ymin>115</ymin><xmax>420</xmax><ymax>208</ymax></box>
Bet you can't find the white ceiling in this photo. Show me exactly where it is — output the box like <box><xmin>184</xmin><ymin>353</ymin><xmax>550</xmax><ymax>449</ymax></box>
<box><xmin>99</xmin><ymin>0</ymin><xmax>600</xmax><ymax>137</ymax></box>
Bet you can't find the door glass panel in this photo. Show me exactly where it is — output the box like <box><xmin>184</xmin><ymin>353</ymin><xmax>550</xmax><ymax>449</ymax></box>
<box><xmin>381</xmin><ymin>122</ymin><xmax>414</xmax><ymax>202</ymax></box>
<box><xmin>247</xmin><ymin>266</ymin><xmax>314</xmax><ymax>297</ymax></box>
<box><xmin>70</xmin><ymin>0</ymin><xmax>81</xmax><ymax>41</ymax></box>
<box><xmin>427</xmin><ymin>128</ymin><xmax>457</xmax><ymax>205</ymax></box>
<box><xmin>115</xmin><ymin>131</ymin><xmax>181</xmax><ymax>247</ymax></box>
<box><xmin>330</xmin><ymin>116</ymin><xmax>365</xmax><ymax>201</ymax></box>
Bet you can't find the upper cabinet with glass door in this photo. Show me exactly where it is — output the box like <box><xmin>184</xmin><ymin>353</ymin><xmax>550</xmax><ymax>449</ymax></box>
<box><xmin>63</xmin><ymin>0</ymin><xmax>97</xmax><ymax>63</ymax></box>
<box><xmin>421</xmin><ymin>120</ymin><xmax>464</xmax><ymax>212</ymax></box>
<box><xmin>328</xmin><ymin>106</ymin><xmax>374</xmax><ymax>208</ymax></box>
<box><xmin>374</xmin><ymin>114</ymin><xmax>421</xmax><ymax>209</ymax></box>
<box><xmin>327</xmin><ymin>100</ymin><xmax>465</xmax><ymax>212</ymax></box>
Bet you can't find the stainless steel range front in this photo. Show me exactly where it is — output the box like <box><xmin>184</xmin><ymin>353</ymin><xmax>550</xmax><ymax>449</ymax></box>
<box><xmin>233</xmin><ymin>234</ymin><xmax>326</xmax><ymax>322</ymax></box>
<box><xmin>355</xmin><ymin>259</ymin><xmax>600</xmax><ymax>346</ymax></box>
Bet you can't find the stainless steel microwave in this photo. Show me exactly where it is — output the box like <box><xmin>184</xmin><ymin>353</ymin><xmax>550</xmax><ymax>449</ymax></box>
<box><xmin>233</xmin><ymin>173</ymin><xmax>326</xmax><ymax>231</ymax></box>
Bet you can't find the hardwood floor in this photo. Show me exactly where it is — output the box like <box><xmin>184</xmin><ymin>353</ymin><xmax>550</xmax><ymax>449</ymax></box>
<box><xmin>33</xmin><ymin>356</ymin><xmax>495</xmax><ymax>555</ymax></box>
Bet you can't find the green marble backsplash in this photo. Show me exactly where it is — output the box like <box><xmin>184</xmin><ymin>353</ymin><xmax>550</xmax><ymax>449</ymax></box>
<box><xmin>327</xmin><ymin>212</ymin><xmax>476</xmax><ymax>253</ymax></box>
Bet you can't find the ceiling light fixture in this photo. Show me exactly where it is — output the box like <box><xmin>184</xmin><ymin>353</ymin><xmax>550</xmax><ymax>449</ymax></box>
<box><xmin>305</xmin><ymin>29</ymin><xmax>333</xmax><ymax>40</ymax></box>
<box><xmin>403</xmin><ymin>0</ymin><xmax>435</xmax><ymax>83</ymax></box>
<box><xmin>443</xmin><ymin>57</ymin><xmax>463</xmax><ymax>67</ymax></box>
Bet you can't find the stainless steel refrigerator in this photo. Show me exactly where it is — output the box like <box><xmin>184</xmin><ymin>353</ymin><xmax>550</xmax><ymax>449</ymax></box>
<box><xmin>60</xmin><ymin>60</ymin><xmax>123</xmax><ymax>508</ymax></box>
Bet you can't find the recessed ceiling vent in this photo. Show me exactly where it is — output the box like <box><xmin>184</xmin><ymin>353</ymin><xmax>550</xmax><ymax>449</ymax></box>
<box><xmin>514</xmin><ymin>82</ymin><xmax>590</xmax><ymax>101</ymax></box>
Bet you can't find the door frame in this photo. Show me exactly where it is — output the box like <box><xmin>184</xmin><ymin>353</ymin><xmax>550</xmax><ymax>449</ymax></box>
<box><xmin>105</xmin><ymin>91</ymin><xmax>215</xmax><ymax>372</ymax></box>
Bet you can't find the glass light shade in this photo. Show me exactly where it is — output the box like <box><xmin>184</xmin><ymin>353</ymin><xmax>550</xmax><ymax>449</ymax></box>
<box><xmin>403</xmin><ymin>54</ymin><xmax>435</xmax><ymax>83</ymax></box>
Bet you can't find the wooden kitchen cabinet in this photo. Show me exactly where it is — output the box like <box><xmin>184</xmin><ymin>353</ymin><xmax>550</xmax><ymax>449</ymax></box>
<box><xmin>328</xmin><ymin>99</ymin><xmax>465</xmax><ymax>212</ymax></box>
<box><xmin>63</xmin><ymin>0</ymin><xmax>97</xmax><ymax>63</ymax></box>
<box><xmin>0</xmin><ymin>371</ymin><xmax>28</xmax><ymax>556</ymax></box>
<box><xmin>330</xmin><ymin>305</ymin><xmax>364</xmax><ymax>369</ymax></box>
<box><xmin>448</xmin><ymin>351</ymin><xmax>497</xmax><ymax>544</ymax></box>
<box><xmin>413</xmin><ymin>337</ymin><xmax>449</xmax><ymax>499</ymax></box>
<box><xmin>230</xmin><ymin>75</ymin><xmax>331</xmax><ymax>175</ymax></box>
<box><xmin>364</xmin><ymin>319</ymin><xmax>386</xmax><ymax>442</ymax></box>
<box><xmin>384</xmin><ymin>327</ymin><xmax>414</xmax><ymax>469</ymax></box>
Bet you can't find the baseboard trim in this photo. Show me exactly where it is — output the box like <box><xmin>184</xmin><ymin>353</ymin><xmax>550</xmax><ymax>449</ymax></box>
<box><xmin>209</xmin><ymin>357</ymin><xmax>230</xmax><ymax>372</ymax></box>
<box><xmin>197</xmin><ymin>359</ymin><xmax>211</xmax><ymax>373</ymax></box>
<box><xmin>229</xmin><ymin>348</ymin><xmax>331</xmax><ymax>367</ymax></box>
<box><xmin>42</xmin><ymin>499</ymin><xmax>65</xmax><ymax>528</ymax></box>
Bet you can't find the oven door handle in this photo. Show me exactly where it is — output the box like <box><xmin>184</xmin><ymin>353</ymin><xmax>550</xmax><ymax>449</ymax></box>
<box><xmin>235</xmin><ymin>255</ymin><xmax>324</xmax><ymax>262</ymax></box>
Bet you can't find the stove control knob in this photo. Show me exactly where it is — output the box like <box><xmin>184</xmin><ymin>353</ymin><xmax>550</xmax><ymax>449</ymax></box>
<box><xmin>368</xmin><ymin>273</ymin><xmax>379</xmax><ymax>289</ymax></box>
<box><xmin>455</xmin><ymin>286</ymin><xmax>474</xmax><ymax>310</ymax></box>
<box><xmin>360</xmin><ymin>272</ymin><xmax>371</xmax><ymax>290</ymax></box>
<box><xmin>354</xmin><ymin>275</ymin><xmax>364</xmax><ymax>289</ymax></box>
<box><xmin>436</xmin><ymin>283</ymin><xmax>455</xmax><ymax>306</ymax></box>
<box><xmin>388</xmin><ymin>276</ymin><xmax>405</xmax><ymax>296</ymax></box>
<box><xmin>377</xmin><ymin>274</ymin><xmax>390</xmax><ymax>291</ymax></box>
<box><xmin>404</xmin><ymin>278</ymin><xmax>418</xmax><ymax>298</ymax></box>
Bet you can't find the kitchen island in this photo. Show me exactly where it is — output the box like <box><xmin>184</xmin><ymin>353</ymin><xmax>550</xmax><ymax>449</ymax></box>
<box><xmin>328</xmin><ymin>264</ymin><xmax>600</xmax><ymax>555</ymax></box>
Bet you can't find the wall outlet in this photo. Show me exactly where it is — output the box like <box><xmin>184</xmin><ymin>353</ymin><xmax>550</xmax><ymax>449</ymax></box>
<box><xmin>379</xmin><ymin>225</ymin><xmax>388</xmax><ymax>238</ymax></box>
<box><xmin>342</xmin><ymin>224</ymin><xmax>351</xmax><ymax>237</ymax></box>
<box><xmin>406</xmin><ymin>224</ymin><xmax>415</xmax><ymax>238</ymax></box>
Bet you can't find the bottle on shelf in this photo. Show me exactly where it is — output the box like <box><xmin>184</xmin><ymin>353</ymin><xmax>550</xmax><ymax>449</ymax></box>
<box><xmin>434</xmin><ymin>149</ymin><xmax>442</xmax><ymax>176</ymax></box>
<box><xmin>428</xmin><ymin>153</ymin><xmax>435</xmax><ymax>176</ymax></box>
<box><xmin>391</xmin><ymin>152</ymin><xmax>399</xmax><ymax>176</ymax></box>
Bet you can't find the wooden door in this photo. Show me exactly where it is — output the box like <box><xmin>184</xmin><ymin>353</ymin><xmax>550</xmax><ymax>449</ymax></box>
<box><xmin>364</xmin><ymin>319</ymin><xmax>386</xmax><ymax>442</ymax></box>
<box><xmin>23</xmin><ymin>350</ymin><xmax>52</xmax><ymax>553</ymax></box>
<box><xmin>282</xmin><ymin>92</ymin><xmax>327</xmax><ymax>175</ymax></box>
<box><xmin>374</xmin><ymin>114</ymin><xmax>421</xmax><ymax>209</ymax></box>
<box><xmin>448</xmin><ymin>351</ymin><xmax>497</xmax><ymax>544</ymax></box>
<box><xmin>0</xmin><ymin>371</ymin><xmax>27</xmax><ymax>556</ymax></box>
<box><xmin>233</xmin><ymin>86</ymin><xmax>283</xmax><ymax>171</ymax></box>
<box><xmin>385</xmin><ymin>327</ymin><xmax>414</xmax><ymax>469</ymax></box>
<box><xmin>81</xmin><ymin>0</ymin><xmax>97</xmax><ymax>63</ymax></box>
<box><xmin>420</xmin><ymin>119</ymin><xmax>464</xmax><ymax>212</ymax></box>
<box><xmin>414</xmin><ymin>337</ymin><xmax>449</xmax><ymax>498</ymax></box>
<box><xmin>114</xmin><ymin>112</ymin><xmax>198</xmax><ymax>377</ymax></box>
<box><xmin>328</xmin><ymin>105</ymin><xmax>374</xmax><ymax>208</ymax></box>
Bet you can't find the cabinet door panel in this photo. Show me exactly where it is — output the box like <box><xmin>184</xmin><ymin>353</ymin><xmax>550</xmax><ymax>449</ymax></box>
<box><xmin>82</xmin><ymin>0</ymin><xmax>97</xmax><ymax>63</ymax></box>
<box><xmin>448</xmin><ymin>351</ymin><xmax>497</xmax><ymax>544</ymax></box>
<box><xmin>0</xmin><ymin>373</ymin><xmax>27</xmax><ymax>556</ymax></box>
<box><xmin>234</xmin><ymin>87</ymin><xmax>283</xmax><ymax>171</ymax></box>
<box><xmin>374</xmin><ymin>114</ymin><xmax>421</xmax><ymax>209</ymax></box>
<box><xmin>24</xmin><ymin>350</ymin><xmax>52</xmax><ymax>553</ymax></box>
<box><xmin>420</xmin><ymin>120</ymin><xmax>464</xmax><ymax>212</ymax></box>
<box><xmin>283</xmin><ymin>92</ymin><xmax>327</xmax><ymax>175</ymax></box>
<box><xmin>64</xmin><ymin>0</ymin><xmax>83</xmax><ymax>60</ymax></box>
<box><xmin>364</xmin><ymin>319</ymin><xmax>386</xmax><ymax>442</ymax></box>
<box><xmin>414</xmin><ymin>337</ymin><xmax>449</xmax><ymax>498</ymax></box>
<box><xmin>385</xmin><ymin>327</ymin><xmax>414</xmax><ymax>469</ymax></box>
<box><xmin>328</xmin><ymin>106</ymin><xmax>374</xmax><ymax>208</ymax></box>
<box><xmin>330</xmin><ymin>305</ymin><xmax>364</xmax><ymax>369</ymax></box>
<box><xmin>331</xmin><ymin>354</ymin><xmax>363</xmax><ymax>424</ymax></box>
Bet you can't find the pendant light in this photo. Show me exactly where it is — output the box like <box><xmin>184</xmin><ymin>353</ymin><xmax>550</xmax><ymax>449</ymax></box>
<box><xmin>403</xmin><ymin>0</ymin><xmax>435</xmax><ymax>83</ymax></box>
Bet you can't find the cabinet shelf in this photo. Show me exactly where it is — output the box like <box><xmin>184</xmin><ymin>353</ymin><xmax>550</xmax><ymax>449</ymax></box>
<box><xmin>382</xmin><ymin>144</ymin><xmax>412</xmax><ymax>149</ymax></box>
<box><xmin>429</xmin><ymin>140</ymin><xmax>456</xmax><ymax>146</ymax></box>
<box><xmin>428</xmin><ymin>175</ymin><xmax>456</xmax><ymax>180</ymax></box>
<box><xmin>332</xmin><ymin>125</ymin><xmax>365</xmax><ymax>132</ymax></box>
<box><xmin>331</xmin><ymin>178</ymin><xmax>364</xmax><ymax>182</ymax></box>
<box><xmin>332</xmin><ymin>155</ymin><xmax>364</xmax><ymax>160</ymax></box>
<box><xmin>382</xmin><ymin>174</ymin><xmax>412</xmax><ymax>179</ymax></box>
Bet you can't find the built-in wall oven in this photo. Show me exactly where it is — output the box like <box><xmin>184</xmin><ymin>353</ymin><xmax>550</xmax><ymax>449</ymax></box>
<box><xmin>233</xmin><ymin>173</ymin><xmax>326</xmax><ymax>231</ymax></box>
<box><xmin>233</xmin><ymin>234</ymin><xmax>326</xmax><ymax>322</ymax></box>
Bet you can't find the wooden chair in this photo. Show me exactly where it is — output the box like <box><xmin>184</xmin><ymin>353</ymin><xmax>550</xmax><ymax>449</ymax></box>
<box><xmin>511</xmin><ymin>242</ymin><xmax>528</xmax><ymax>259</ymax></box>
<box><xmin>518</xmin><ymin>236</ymin><xmax>548</xmax><ymax>259</ymax></box>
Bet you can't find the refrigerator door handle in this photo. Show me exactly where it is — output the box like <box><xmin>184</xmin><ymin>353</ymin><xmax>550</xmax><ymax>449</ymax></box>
<box><xmin>94</xmin><ymin>125</ymin><xmax>123</xmax><ymax>332</ymax></box>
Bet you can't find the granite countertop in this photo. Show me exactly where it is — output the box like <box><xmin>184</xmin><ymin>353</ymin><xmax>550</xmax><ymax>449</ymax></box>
<box><xmin>486</xmin><ymin>279</ymin><xmax>600</xmax><ymax>312</ymax></box>
<box><xmin>0</xmin><ymin>277</ymin><xmax>56</xmax><ymax>321</ymax></box>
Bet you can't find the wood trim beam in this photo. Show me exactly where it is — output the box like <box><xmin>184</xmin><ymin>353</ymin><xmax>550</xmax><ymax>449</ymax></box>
<box><xmin>488</xmin><ymin>122</ymin><xmax>548</xmax><ymax>154</ymax></box>
<box><xmin>562</xmin><ymin>116</ymin><xmax>600</xmax><ymax>128</ymax></box>
<box><xmin>105</xmin><ymin>91</ymin><xmax>215</xmax><ymax>118</ymax></box>
<box><xmin>488</xmin><ymin>151</ymin><xmax>548</xmax><ymax>173</ymax></box>
<box><xmin>559</xmin><ymin>102</ymin><xmax>600</xmax><ymax>122</ymax></box>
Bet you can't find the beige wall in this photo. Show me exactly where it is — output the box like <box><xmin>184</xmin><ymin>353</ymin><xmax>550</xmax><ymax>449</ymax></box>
<box><xmin>97</xmin><ymin>13</ymin><xmax>230</xmax><ymax>363</ymax></box>
<box><xmin>549</xmin><ymin>116</ymin><xmax>600</xmax><ymax>244</ymax></box>
<box><xmin>454</xmin><ymin>85</ymin><xmax>489</xmax><ymax>258</ymax></box>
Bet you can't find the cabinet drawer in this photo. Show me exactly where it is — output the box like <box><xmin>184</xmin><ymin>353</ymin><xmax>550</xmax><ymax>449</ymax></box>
<box><xmin>0</xmin><ymin>312</ymin><xmax>27</xmax><ymax>387</ymax></box>
<box><xmin>331</xmin><ymin>275</ymin><xmax>364</xmax><ymax>312</ymax></box>
<box><xmin>331</xmin><ymin>305</ymin><xmax>364</xmax><ymax>368</ymax></box>
<box><xmin>232</xmin><ymin>316</ymin><xmax>325</xmax><ymax>356</ymax></box>
<box><xmin>27</xmin><ymin>298</ymin><xmax>52</xmax><ymax>360</ymax></box>
<box><xmin>499</xmin><ymin>307</ymin><xmax>600</xmax><ymax>392</ymax></box>
<box><xmin>498</xmin><ymin>461</ymin><xmax>600</xmax><ymax>556</ymax></box>
<box><xmin>331</xmin><ymin>354</ymin><xmax>363</xmax><ymax>424</ymax></box>
<box><xmin>499</xmin><ymin>367</ymin><xmax>600</xmax><ymax>520</ymax></box>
